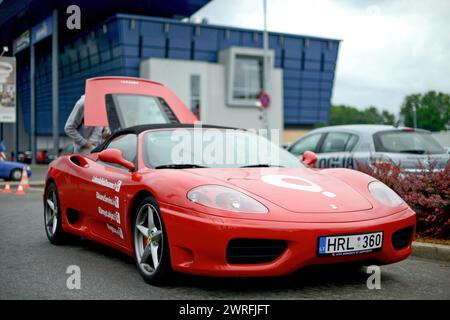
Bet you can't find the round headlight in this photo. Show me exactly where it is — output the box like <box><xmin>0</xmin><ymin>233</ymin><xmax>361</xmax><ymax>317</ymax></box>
<box><xmin>187</xmin><ymin>185</ymin><xmax>268</xmax><ymax>214</ymax></box>
<box><xmin>368</xmin><ymin>181</ymin><xmax>403</xmax><ymax>207</ymax></box>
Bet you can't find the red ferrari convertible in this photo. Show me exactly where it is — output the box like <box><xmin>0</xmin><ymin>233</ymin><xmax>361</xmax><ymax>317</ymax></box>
<box><xmin>44</xmin><ymin>77</ymin><xmax>416</xmax><ymax>285</ymax></box>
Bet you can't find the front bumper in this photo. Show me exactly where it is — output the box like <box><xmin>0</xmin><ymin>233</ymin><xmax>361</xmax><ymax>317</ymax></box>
<box><xmin>162</xmin><ymin>205</ymin><xmax>416</xmax><ymax>277</ymax></box>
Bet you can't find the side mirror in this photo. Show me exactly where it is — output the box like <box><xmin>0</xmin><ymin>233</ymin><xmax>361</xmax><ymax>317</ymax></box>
<box><xmin>302</xmin><ymin>150</ymin><xmax>318</xmax><ymax>166</ymax></box>
<box><xmin>98</xmin><ymin>148</ymin><xmax>135</xmax><ymax>172</ymax></box>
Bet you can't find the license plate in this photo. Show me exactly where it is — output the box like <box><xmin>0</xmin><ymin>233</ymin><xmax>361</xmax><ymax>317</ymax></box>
<box><xmin>318</xmin><ymin>232</ymin><xmax>383</xmax><ymax>256</ymax></box>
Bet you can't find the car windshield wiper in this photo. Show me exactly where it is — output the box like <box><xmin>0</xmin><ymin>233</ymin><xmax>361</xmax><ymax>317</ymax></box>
<box><xmin>240</xmin><ymin>164</ymin><xmax>285</xmax><ymax>168</ymax></box>
<box><xmin>399</xmin><ymin>149</ymin><xmax>426</xmax><ymax>154</ymax></box>
<box><xmin>154</xmin><ymin>164</ymin><xmax>208</xmax><ymax>169</ymax></box>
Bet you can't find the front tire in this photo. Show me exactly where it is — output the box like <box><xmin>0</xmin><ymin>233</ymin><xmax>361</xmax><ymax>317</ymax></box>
<box><xmin>132</xmin><ymin>196</ymin><xmax>171</xmax><ymax>285</ymax></box>
<box><xmin>44</xmin><ymin>182</ymin><xmax>69</xmax><ymax>244</ymax></box>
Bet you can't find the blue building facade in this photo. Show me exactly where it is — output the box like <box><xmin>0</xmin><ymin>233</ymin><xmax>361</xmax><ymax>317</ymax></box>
<box><xmin>14</xmin><ymin>14</ymin><xmax>339</xmax><ymax>137</ymax></box>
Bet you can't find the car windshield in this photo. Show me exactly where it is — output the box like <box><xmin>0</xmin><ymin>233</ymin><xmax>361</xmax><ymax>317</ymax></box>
<box><xmin>143</xmin><ymin>128</ymin><xmax>304</xmax><ymax>169</ymax></box>
<box><xmin>374</xmin><ymin>130</ymin><xmax>446</xmax><ymax>154</ymax></box>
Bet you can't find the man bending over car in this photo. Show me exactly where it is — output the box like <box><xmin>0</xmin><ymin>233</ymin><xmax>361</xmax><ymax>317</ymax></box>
<box><xmin>65</xmin><ymin>95</ymin><xmax>110</xmax><ymax>154</ymax></box>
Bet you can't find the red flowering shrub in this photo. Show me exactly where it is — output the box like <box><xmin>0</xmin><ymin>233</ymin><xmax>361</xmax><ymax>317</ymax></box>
<box><xmin>359</xmin><ymin>158</ymin><xmax>450</xmax><ymax>239</ymax></box>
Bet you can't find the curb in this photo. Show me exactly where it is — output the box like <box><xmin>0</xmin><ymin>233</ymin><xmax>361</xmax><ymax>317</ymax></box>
<box><xmin>412</xmin><ymin>241</ymin><xmax>450</xmax><ymax>262</ymax></box>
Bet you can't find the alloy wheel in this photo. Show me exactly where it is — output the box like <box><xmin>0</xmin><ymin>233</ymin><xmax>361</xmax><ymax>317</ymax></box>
<box><xmin>45</xmin><ymin>188</ymin><xmax>58</xmax><ymax>236</ymax></box>
<box><xmin>134</xmin><ymin>204</ymin><xmax>163</xmax><ymax>275</ymax></box>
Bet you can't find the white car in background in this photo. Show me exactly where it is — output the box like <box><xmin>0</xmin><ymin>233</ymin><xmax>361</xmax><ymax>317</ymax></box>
<box><xmin>287</xmin><ymin>125</ymin><xmax>450</xmax><ymax>172</ymax></box>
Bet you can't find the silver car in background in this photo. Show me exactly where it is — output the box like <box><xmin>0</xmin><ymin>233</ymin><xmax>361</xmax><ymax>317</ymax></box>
<box><xmin>287</xmin><ymin>125</ymin><xmax>450</xmax><ymax>172</ymax></box>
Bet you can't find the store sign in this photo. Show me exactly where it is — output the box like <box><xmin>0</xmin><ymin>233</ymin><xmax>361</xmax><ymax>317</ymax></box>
<box><xmin>32</xmin><ymin>15</ymin><xmax>53</xmax><ymax>45</ymax></box>
<box><xmin>12</xmin><ymin>30</ymin><xmax>30</xmax><ymax>55</ymax></box>
<box><xmin>0</xmin><ymin>57</ymin><xmax>16</xmax><ymax>123</ymax></box>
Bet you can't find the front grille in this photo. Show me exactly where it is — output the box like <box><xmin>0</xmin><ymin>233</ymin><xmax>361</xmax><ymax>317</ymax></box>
<box><xmin>226</xmin><ymin>239</ymin><xmax>287</xmax><ymax>264</ymax></box>
<box><xmin>392</xmin><ymin>226</ymin><xmax>414</xmax><ymax>250</ymax></box>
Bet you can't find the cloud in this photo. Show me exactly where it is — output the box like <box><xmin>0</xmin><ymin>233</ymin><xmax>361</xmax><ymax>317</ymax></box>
<box><xmin>193</xmin><ymin>0</ymin><xmax>450</xmax><ymax>114</ymax></box>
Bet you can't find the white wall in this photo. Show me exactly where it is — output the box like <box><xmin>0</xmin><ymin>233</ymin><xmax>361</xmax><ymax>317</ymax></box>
<box><xmin>140</xmin><ymin>57</ymin><xmax>284</xmax><ymax>141</ymax></box>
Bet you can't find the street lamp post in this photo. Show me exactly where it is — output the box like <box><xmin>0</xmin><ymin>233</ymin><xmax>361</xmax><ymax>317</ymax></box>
<box><xmin>262</xmin><ymin>0</ymin><xmax>270</xmax><ymax>135</ymax></box>
<box><xmin>30</xmin><ymin>43</ymin><xmax>36</xmax><ymax>164</ymax></box>
<box><xmin>0</xmin><ymin>46</ymin><xmax>8</xmax><ymax>146</ymax></box>
<box><xmin>52</xmin><ymin>9</ymin><xmax>59</xmax><ymax>158</ymax></box>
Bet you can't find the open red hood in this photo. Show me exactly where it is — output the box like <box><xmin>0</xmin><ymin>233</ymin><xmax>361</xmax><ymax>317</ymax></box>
<box><xmin>84</xmin><ymin>77</ymin><xmax>197</xmax><ymax>127</ymax></box>
<box><xmin>186</xmin><ymin>168</ymin><xmax>373</xmax><ymax>213</ymax></box>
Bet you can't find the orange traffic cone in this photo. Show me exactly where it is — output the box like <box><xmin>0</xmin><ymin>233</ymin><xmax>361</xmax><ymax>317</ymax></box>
<box><xmin>21</xmin><ymin>168</ymin><xmax>30</xmax><ymax>189</ymax></box>
<box><xmin>3</xmin><ymin>181</ymin><xmax>12</xmax><ymax>193</ymax></box>
<box><xmin>15</xmin><ymin>184</ymin><xmax>26</xmax><ymax>196</ymax></box>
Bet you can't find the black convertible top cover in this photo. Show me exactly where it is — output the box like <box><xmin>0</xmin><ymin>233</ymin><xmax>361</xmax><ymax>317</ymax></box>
<box><xmin>92</xmin><ymin>123</ymin><xmax>239</xmax><ymax>153</ymax></box>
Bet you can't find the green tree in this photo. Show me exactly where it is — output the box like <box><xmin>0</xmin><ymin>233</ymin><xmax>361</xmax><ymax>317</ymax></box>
<box><xmin>400</xmin><ymin>91</ymin><xmax>450</xmax><ymax>131</ymax></box>
<box><xmin>381</xmin><ymin>110</ymin><xmax>396</xmax><ymax>125</ymax></box>
<box><xmin>329</xmin><ymin>105</ymin><xmax>396</xmax><ymax>126</ymax></box>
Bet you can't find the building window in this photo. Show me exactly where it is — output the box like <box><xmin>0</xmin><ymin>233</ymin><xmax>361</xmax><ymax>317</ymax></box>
<box><xmin>320</xmin><ymin>53</ymin><xmax>325</xmax><ymax>72</ymax></box>
<box><xmin>220</xmin><ymin>47</ymin><xmax>273</xmax><ymax>107</ymax></box>
<box><xmin>130</xmin><ymin>19</ymin><xmax>136</xmax><ymax>30</ymax></box>
<box><xmin>190</xmin><ymin>74</ymin><xmax>201</xmax><ymax>119</ymax></box>
<box><xmin>232</xmin><ymin>55</ymin><xmax>263</xmax><ymax>100</ymax></box>
<box><xmin>304</xmin><ymin>38</ymin><xmax>310</xmax><ymax>48</ymax></box>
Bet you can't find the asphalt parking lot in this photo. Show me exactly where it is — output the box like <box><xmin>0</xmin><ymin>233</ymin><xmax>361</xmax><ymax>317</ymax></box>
<box><xmin>1</xmin><ymin>188</ymin><xmax>449</xmax><ymax>300</ymax></box>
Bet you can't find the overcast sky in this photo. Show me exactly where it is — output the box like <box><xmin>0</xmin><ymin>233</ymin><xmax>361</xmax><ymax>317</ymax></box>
<box><xmin>192</xmin><ymin>0</ymin><xmax>450</xmax><ymax>115</ymax></box>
